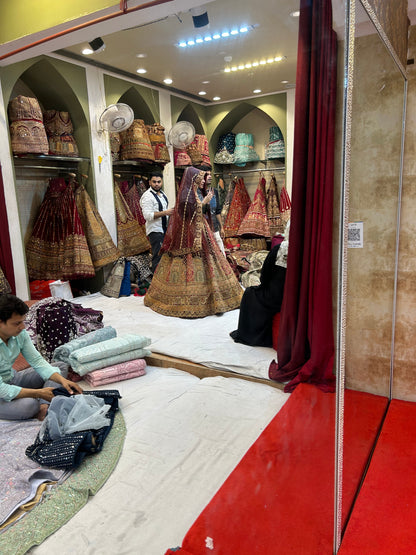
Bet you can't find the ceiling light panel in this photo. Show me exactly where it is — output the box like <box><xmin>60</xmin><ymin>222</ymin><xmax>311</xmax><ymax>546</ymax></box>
<box><xmin>224</xmin><ymin>55</ymin><xmax>286</xmax><ymax>72</ymax></box>
<box><xmin>178</xmin><ymin>25</ymin><xmax>254</xmax><ymax>48</ymax></box>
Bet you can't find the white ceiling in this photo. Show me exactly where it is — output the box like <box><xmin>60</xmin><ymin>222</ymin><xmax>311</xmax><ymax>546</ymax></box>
<box><xmin>60</xmin><ymin>0</ymin><xmax>301</xmax><ymax>103</ymax></box>
<box><xmin>1</xmin><ymin>0</ymin><xmax>415</xmax><ymax>104</ymax></box>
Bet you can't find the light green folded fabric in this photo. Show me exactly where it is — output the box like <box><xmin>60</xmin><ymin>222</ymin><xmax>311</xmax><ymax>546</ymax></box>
<box><xmin>68</xmin><ymin>334</ymin><xmax>151</xmax><ymax>365</ymax></box>
<box><xmin>71</xmin><ymin>348</ymin><xmax>152</xmax><ymax>376</ymax></box>
<box><xmin>53</xmin><ymin>326</ymin><xmax>117</xmax><ymax>363</ymax></box>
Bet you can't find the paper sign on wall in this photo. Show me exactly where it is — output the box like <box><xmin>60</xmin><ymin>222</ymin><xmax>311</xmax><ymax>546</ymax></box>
<box><xmin>348</xmin><ymin>222</ymin><xmax>363</xmax><ymax>248</ymax></box>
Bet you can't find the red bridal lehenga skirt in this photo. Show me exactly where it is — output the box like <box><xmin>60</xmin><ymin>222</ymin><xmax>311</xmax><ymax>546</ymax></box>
<box><xmin>26</xmin><ymin>178</ymin><xmax>95</xmax><ymax>280</ymax></box>
<box><xmin>144</xmin><ymin>222</ymin><xmax>243</xmax><ymax>318</ymax></box>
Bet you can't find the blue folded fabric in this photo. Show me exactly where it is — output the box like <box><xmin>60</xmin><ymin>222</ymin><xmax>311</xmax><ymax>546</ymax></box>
<box><xmin>53</xmin><ymin>326</ymin><xmax>117</xmax><ymax>364</ymax></box>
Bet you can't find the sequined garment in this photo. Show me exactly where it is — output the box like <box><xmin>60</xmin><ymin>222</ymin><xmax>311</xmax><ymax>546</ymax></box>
<box><xmin>26</xmin><ymin>178</ymin><xmax>95</xmax><ymax>280</ymax></box>
<box><xmin>114</xmin><ymin>183</ymin><xmax>151</xmax><ymax>256</ymax></box>
<box><xmin>223</xmin><ymin>177</ymin><xmax>251</xmax><ymax>238</ymax></box>
<box><xmin>144</xmin><ymin>167</ymin><xmax>243</xmax><ymax>318</ymax></box>
<box><xmin>25</xmin><ymin>389</ymin><xmax>121</xmax><ymax>469</ymax></box>
<box><xmin>74</xmin><ymin>184</ymin><xmax>120</xmax><ymax>269</ymax></box>
<box><xmin>25</xmin><ymin>298</ymin><xmax>104</xmax><ymax>361</ymax></box>
<box><xmin>237</xmin><ymin>175</ymin><xmax>271</xmax><ymax>238</ymax></box>
<box><xmin>0</xmin><ymin>266</ymin><xmax>11</xmax><ymax>294</ymax></box>
<box><xmin>266</xmin><ymin>175</ymin><xmax>284</xmax><ymax>235</ymax></box>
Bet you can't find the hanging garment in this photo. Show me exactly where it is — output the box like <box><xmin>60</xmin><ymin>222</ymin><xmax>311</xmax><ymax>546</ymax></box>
<box><xmin>223</xmin><ymin>177</ymin><xmax>251</xmax><ymax>238</ymax></box>
<box><xmin>193</xmin><ymin>134</ymin><xmax>211</xmax><ymax>168</ymax></box>
<box><xmin>74</xmin><ymin>183</ymin><xmax>121</xmax><ymax>269</ymax></box>
<box><xmin>0</xmin><ymin>266</ymin><xmax>11</xmax><ymax>294</ymax></box>
<box><xmin>119</xmin><ymin>181</ymin><xmax>146</xmax><ymax>225</ymax></box>
<box><xmin>220</xmin><ymin>178</ymin><xmax>236</xmax><ymax>223</ymax></box>
<box><xmin>127</xmin><ymin>253</ymin><xmax>153</xmax><ymax>283</ymax></box>
<box><xmin>114</xmin><ymin>183</ymin><xmax>151</xmax><ymax>256</ymax></box>
<box><xmin>26</xmin><ymin>178</ymin><xmax>95</xmax><ymax>280</ymax></box>
<box><xmin>237</xmin><ymin>175</ymin><xmax>271</xmax><ymax>238</ymax></box>
<box><xmin>144</xmin><ymin>167</ymin><xmax>243</xmax><ymax>318</ymax></box>
<box><xmin>266</xmin><ymin>175</ymin><xmax>284</xmax><ymax>235</ymax></box>
<box><xmin>279</xmin><ymin>185</ymin><xmax>292</xmax><ymax>228</ymax></box>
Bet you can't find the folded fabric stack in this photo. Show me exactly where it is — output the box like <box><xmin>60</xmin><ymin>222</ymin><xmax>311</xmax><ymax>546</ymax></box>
<box><xmin>214</xmin><ymin>132</ymin><xmax>236</xmax><ymax>164</ymax></box>
<box><xmin>43</xmin><ymin>109</ymin><xmax>79</xmax><ymax>157</ymax></box>
<box><xmin>53</xmin><ymin>326</ymin><xmax>117</xmax><ymax>364</ymax></box>
<box><xmin>68</xmin><ymin>333</ymin><xmax>151</xmax><ymax>376</ymax></box>
<box><xmin>233</xmin><ymin>133</ymin><xmax>260</xmax><ymax>167</ymax></box>
<box><xmin>8</xmin><ymin>95</ymin><xmax>49</xmax><ymax>155</ymax></box>
<box><xmin>265</xmin><ymin>125</ymin><xmax>285</xmax><ymax>159</ymax></box>
<box><xmin>83</xmin><ymin>358</ymin><xmax>147</xmax><ymax>386</ymax></box>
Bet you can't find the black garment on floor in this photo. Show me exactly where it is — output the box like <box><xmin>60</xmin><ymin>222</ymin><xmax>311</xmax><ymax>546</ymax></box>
<box><xmin>230</xmin><ymin>245</ymin><xmax>286</xmax><ymax>347</ymax></box>
<box><xmin>25</xmin><ymin>388</ymin><xmax>121</xmax><ymax>469</ymax></box>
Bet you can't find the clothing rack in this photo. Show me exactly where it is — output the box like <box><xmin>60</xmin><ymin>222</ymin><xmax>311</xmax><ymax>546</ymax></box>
<box><xmin>214</xmin><ymin>166</ymin><xmax>285</xmax><ymax>176</ymax></box>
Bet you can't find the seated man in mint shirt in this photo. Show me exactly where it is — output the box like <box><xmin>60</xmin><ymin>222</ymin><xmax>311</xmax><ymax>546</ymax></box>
<box><xmin>0</xmin><ymin>294</ymin><xmax>83</xmax><ymax>421</ymax></box>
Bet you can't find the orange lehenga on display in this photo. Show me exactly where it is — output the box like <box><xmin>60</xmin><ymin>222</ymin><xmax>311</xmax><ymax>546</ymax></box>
<box><xmin>144</xmin><ymin>167</ymin><xmax>243</xmax><ymax>318</ymax></box>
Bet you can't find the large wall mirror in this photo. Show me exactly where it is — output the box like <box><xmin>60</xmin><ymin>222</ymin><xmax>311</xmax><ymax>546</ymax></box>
<box><xmin>336</xmin><ymin>0</ymin><xmax>407</xmax><ymax>549</ymax></box>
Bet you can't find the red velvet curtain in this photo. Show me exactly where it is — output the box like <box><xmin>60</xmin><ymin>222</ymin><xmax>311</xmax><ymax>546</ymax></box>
<box><xmin>269</xmin><ymin>0</ymin><xmax>337</xmax><ymax>392</ymax></box>
<box><xmin>0</xmin><ymin>166</ymin><xmax>16</xmax><ymax>293</ymax></box>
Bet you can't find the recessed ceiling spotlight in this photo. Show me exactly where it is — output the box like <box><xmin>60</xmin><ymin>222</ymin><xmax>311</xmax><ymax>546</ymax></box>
<box><xmin>290</xmin><ymin>10</ymin><xmax>300</xmax><ymax>17</ymax></box>
<box><xmin>198</xmin><ymin>91</ymin><xmax>207</xmax><ymax>95</ymax></box>
<box><xmin>281</xmin><ymin>80</ymin><xmax>289</xmax><ymax>84</ymax></box>
<box><xmin>137</xmin><ymin>68</ymin><xmax>147</xmax><ymax>74</ymax></box>
<box><xmin>164</xmin><ymin>78</ymin><xmax>173</xmax><ymax>84</ymax></box>
<box><xmin>222</xmin><ymin>32</ymin><xmax>230</xmax><ymax>37</ymax></box>
<box><xmin>82</xmin><ymin>48</ymin><xmax>93</xmax><ymax>55</ymax></box>
<box><xmin>224</xmin><ymin>68</ymin><xmax>231</xmax><ymax>73</ymax></box>
<box><xmin>136</xmin><ymin>53</ymin><xmax>147</xmax><ymax>58</ymax></box>
<box><xmin>196</xmin><ymin>38</ymin><xmax>204</xmax><ymax>43</ymax></box>
<box><xmin>213</xmin><ymin>34</ymin><xmax>221</xmax><ymax>40</ymax></box>
<box><xmin>230</xmin><ymin>30</ymin><xmax>239</xmax><ymax>35</ymax></box>
<box><xmin>204</xmin><ymin>36</ymin><xmax>212</xmax><ymax>41</ymax></box>
<box><xmin>213</xmin><ymin>96</ymin><xmax>221</xmax><ymax>101</ymax></box>
<box><xmin>253</xmin><ymin>89</ymin><xmax>262</xmax><ymax>94</ymax></box>
<box><xmin>202</xmin><ymin>80</ymin><xmax>210</xmax><ymax>84</ymax></box>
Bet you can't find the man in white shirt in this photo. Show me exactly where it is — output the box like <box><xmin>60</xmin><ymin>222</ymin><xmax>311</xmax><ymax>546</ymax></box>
<box><xmin>0</xmin><ymin>294</ymin><xmax>83</xmax><ymax>420</ymax></box>
<box><xmin>140</xmin><ymin>171</ymin><xmax>174</xmax><ymax>273</ymax></box>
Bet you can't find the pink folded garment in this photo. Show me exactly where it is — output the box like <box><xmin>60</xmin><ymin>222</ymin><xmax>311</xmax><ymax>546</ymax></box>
<box><xmin>83</xmin><ymin>358</ymin><xmax>147</xmax><ymax>386</ymax></box>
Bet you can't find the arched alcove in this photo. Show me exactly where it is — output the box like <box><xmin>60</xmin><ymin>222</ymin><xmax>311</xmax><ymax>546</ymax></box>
<box><xmin>8</xmin><ymin>58</ymin><xmax>90</xmax><ymax>156</ymax></box>
<box><xmin>177</xmin><ymin>104</ymin><xmax>205</xmax><ymax>134</ymax></box>
<box><xmin>104</xmin><ymin>75</ymin><xmax>160</xmax><ymax>123</ymax></box>
<box><xmin>118</xmin><ymin>87</ymin><xmax>157</xmax><ymax>124</ymax></box>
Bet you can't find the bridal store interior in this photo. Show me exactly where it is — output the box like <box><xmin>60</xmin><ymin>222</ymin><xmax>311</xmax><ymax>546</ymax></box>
<box><xmin>1</xmin><ymin>0</ymin><xmax>416</xmax><ymax>553</ymax></box>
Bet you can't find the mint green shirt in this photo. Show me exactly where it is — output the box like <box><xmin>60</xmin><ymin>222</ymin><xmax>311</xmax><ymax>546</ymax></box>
<box><xmin>0</xmin><ymin>329</ymin><xmax>61</xmax><ymax>402</ymax></box>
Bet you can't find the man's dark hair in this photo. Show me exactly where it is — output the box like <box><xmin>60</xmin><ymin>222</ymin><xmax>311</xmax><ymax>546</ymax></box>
<box><xmin>150</xmin><ymin>171</ymin><xmax>163</xmax><ymax>180</ymax></box>
<box><xmin>0</xmin><ymin>294</ymin><xmax>29</xmax><ymax>322</ymax></box>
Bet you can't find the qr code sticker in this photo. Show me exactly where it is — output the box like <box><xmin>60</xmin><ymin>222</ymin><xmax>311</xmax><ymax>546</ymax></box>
<box><xmin>348</xmin><ymin>228</ymin><xmax>361</xmax><ymax>242</ymax></box>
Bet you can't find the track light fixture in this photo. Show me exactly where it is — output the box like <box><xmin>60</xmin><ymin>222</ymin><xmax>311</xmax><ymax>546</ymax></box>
<box><xmin>89</xmin><ymin>37</ymin><xmax>105</xmax><ymax>53</ymax></box>
<box><xmin>190</xmin><ymin>6</ymin><xmax>209</xmax><ymax>28</ymax></box>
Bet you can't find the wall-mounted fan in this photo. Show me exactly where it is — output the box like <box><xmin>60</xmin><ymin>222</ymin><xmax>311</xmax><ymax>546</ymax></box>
<box><xmin>99</xmin><ymin>103</ymin><xmax>134</xmax><ymax>133</ymax></box>
<box><xmin>167</xmin><ymin>121</ymin><xmax>195</xmax><ymax>148</ymax></box>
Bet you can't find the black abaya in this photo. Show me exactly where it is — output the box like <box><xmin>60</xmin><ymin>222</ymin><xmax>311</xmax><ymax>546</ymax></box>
<box><xmin>230</xmin><ymin>245</ymin><xmax>286</xmax><ymax>347</ymax></box>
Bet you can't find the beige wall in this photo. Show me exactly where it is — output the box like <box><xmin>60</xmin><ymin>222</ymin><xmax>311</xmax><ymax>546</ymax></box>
<box><xmin>393</xmin><ymin>25</ymin><xmax>416</xmax><ymax>401</ymax></box>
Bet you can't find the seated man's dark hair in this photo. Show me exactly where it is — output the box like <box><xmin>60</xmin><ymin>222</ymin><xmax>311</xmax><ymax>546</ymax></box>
<box><xmin>150</xmin><ymin>171</ymin><xmax>163</xmax><ymax>179</ymax></box>
<box><xmin>0</xmin><ymin>294</ymin><xmax>29</xmax><ymax>322</ymax></box>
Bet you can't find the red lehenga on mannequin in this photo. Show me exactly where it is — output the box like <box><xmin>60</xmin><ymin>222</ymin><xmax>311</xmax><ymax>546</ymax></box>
<box><xmin>144</xmin><ymin>167</ymin><xmax>243</xmax><ymax>318</ymax></box>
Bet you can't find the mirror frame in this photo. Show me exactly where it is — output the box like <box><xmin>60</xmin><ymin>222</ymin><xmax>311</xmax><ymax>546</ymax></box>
<box><xmin>334</xmin><ymin>0</ymin><xmax>408</xmax><ymax>551</ymax></box>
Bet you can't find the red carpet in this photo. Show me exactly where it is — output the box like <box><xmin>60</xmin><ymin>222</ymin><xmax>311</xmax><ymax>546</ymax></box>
<box><xmin>340</xmin><ymin>398</ymin><xmax>416</xmax><ymax>554</ymax></box>
<box><xmin>166</xmin><ymin>384</ymin><xmax>387</xmax><ymax>555</ymax></box>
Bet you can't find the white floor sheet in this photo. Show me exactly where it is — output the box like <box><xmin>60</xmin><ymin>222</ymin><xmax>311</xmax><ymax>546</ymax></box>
<box><xmin>30</xmin><ymin>366</ymin><xmax>289</xmax><ymax>554</ymax></box>
<box><xmin>71</xmin><ymin>293</ymin><xmax>277</xmax><ymax>380</ymax></box>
